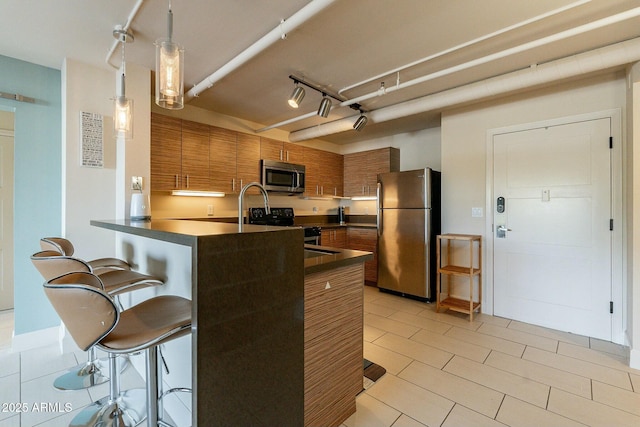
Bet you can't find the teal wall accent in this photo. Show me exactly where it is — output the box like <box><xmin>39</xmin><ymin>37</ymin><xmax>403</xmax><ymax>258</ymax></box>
<box><xmin>0</xmin><ymin>55</ymin><xmax>61</xmax><ymax>334</ymax></box>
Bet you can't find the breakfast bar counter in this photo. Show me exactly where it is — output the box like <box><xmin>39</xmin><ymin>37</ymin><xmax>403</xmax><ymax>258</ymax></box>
<box><xmin>92</xmin><ymin>219</ymin><xmax>304</xmax><ymax>426</ymax></box>
<box><xmin>91</xmin><ymin>219</ymin><xmax>372</xmax><ymax>426</ymax></box>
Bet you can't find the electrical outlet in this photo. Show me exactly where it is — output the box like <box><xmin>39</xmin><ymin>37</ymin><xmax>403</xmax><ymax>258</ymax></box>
<box><xmin>471</xmin><ymin>207</ymin><xmax>483</xmax><ymax>218</ymax></box>
<box><xmin>131</xmin><ymin>176</ymin><xmax>143</xmax><ymax>191</ymax></box>
<box><xmin>207</xmin><ymin>205</ymin><xmax>214</xmax><ymax>216</ymax></box>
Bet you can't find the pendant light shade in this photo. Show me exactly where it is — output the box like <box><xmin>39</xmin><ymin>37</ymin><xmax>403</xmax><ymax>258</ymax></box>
<box><xmin>113</xmin><ymin>27</ymin><xmax>134</xmax><ymax>139</ymax></box>
<box><xmin>317</xmin><ymin>95</ymin><xmax>331</xmax><ymax>118</ymax></box>
<box><xmin>155</xmin><ymin>3</ymin><xmax>184</xmax><ymax>109</ymax></box>
<box><xmin>288</xmin><ymin>84</ymin><xmax>305</xmax><ymax>108</ymax></box>
<box><xmin>353</xmin><ymin>113</ymin><xmax>368</xmax><ymax>131</ymax></box>
<box><xmin>114</xmin><ymin>96</ymin><xmax>133</xmax><ymax>139</ymax></box>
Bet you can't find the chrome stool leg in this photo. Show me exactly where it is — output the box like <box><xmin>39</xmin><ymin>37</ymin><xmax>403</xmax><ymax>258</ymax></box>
<box><xmin>146</xmin><ymin>345</ymin><xmax>192</xmax><ymax>427</ymax></box>
<box><xmin>53</xmin><ymin>347</ymin><xmax>109</xmax><ymax>390</ymax></box>
<box><xmin>69</xmin><ymin>353</ymin><xmax>146</xmax><ymax>427</ymax></box>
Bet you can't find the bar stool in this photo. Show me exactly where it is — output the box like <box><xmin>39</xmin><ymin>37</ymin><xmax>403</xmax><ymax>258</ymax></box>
<box><xmin>44</xmin><ymin>271</ymin><xmax>192</xmax><ymax>427</ymax></box>
<box><xmin>40</xmin><ymin>237</ymin><xmax>131</xmax><ymax>273</ymax></box>
<box><xmin>31</xmin><ymin>251</ymin><xmax>164</xmax><ymax>391</ymax></box>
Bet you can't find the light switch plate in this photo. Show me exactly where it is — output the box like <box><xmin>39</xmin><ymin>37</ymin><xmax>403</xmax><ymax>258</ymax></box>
<box><xmin>471</xmin><ymin>207</ymin><xmax>483</xmax><ymax>218</ymax></box>
<box><xmin>131</xmin><ymin>176</ymin><xmax>142</xmax><ymax>191</ymax></box>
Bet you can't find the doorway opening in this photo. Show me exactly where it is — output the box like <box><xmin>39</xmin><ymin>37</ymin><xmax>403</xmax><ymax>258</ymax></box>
<box><xmin>0</xmin><ymin>109</ymin><xmax>14</xmax><ymax>349</ymax></box>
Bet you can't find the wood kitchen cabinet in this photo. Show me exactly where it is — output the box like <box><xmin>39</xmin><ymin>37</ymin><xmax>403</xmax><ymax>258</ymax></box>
<box><xmin>151</xmin><ymin>114</ymin><xmax>210</xmax><ymax>191</ymax></box>
<box><xmin>303</xmin><ymin>146</ymin><xmax>343</xmax><ymax>197</ymax></box>
<box><xmin>320</xmin><ymin>227</ymin><xmax>347</xmax><ymax>248</ymax></box>
<box><xmin>209</xmin><ymin>125</ymin><xmax>237</xmax><ymax>193</ymax></box>
<box><xmin>181</xmin><ymin>120</ymin><xmax>211</xmax><ymax>190</ymax></box>
<box><xmin>343</xmin><ymin>147</ymin><xmax>400</xmax><ymax>197</ymax></box>
<box><xmin>347</xmin><ymin>227</ymin><xmax>378</xmax><ymax>285</ymax></box>
<box><xmin>236</xmin><ymin>133</ymin><xmax>261</xmax><ymax>194</ymax></box>
<box><xmin>304</xmin><ymin>263</ymin><xmax>363</xmax><ymax>426</ymax></box>
<box><xmin>260</xmin><ymin>137</ymin><xmax>304</xmax><ymax>164</ymax></box>
<box><xmin>151</xmin><ymin>113</ymin><xmax>183</xmax><ymax>191</ymax></box>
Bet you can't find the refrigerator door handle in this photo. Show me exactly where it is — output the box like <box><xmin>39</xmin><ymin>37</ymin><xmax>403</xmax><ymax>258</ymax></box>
<box><xmin>377</xmin><ymin>182</ymin><xmax>382</xmax><ymax>236</ymax></box>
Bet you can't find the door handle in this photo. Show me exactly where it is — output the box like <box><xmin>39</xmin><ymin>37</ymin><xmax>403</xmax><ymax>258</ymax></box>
<box><xmin>496</xmin><ymin>225</ymin><xmax>512</xmax><ymax>238</ymax></box>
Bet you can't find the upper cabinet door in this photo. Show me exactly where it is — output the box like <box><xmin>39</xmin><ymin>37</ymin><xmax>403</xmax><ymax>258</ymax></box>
<box><xmin>260</xmin><ymin>138</ymin><xmax>304</xmax><ymax>164</ymax></box>
<box><xmin>151</xmin><ymin>113</ymin><xmax>182</xmax><ymax>191</ymax></box>
<box><xmin>236</xmin><ymin>133</ymin><xmax>261</xmax><ymax>193</ymax></box>
<box><xmin>181</xmin><ymin>120</ymin><xmax>210</xmax><ymax>190</ymax></box>
<box><xmin>210</xmin><ymin>126</ymin><xmax>237</xmax><ymax>194</ymax></box>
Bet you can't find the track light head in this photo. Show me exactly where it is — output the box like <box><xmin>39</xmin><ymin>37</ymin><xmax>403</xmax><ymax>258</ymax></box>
<box><xmin>288</xmin><ymin>84</ymin><xmax>305</xmax><ymax>108</ymax></box>
<box><xmin>353</xmin><ymin>113</ymin><xmax>368</xmax><ymax>131</ymax></box>
<box><xmin>317</xmin><ymin>95</ymin><xmax>331</xmax><ymax>118</ymax></box>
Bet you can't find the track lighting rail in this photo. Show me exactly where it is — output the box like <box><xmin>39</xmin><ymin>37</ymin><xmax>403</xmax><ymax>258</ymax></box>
<box><xmin>289</xmin><ymin>75</ymin><xmax>345</xmax><ymax>104</ymax></box>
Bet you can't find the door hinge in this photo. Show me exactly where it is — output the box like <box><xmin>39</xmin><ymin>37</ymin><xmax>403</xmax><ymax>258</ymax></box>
<box><xmin>610</xmin><ymin>219</ymin><xmax>614</xmax><ymax>230</ymax></box>
<box><xmin>610</xmin><ymin>301</ymin><xmax>614</xmax><ymax>314</ymax></box>
<box><xmin>609</xmin><ymin>136</ymin><xmax>613</xmax><ymax>149</ymax></box>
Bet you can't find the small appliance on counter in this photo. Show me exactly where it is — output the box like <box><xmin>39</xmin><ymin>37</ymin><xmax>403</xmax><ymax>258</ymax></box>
<box><xmin>338</xmin><ymin>206</ymin><xmax>346</xmax><ymax>225</ymax></box>
<box><xmin>130</xmin><ymin>193</ymin><xmax>151</xmax><ymax>221</ymax></box>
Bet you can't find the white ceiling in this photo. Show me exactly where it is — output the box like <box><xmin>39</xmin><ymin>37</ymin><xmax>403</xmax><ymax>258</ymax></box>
<box><xmin>2</xmin><ymin>0</ymin><xmax>640</xmax><ymax>144</ymax></box>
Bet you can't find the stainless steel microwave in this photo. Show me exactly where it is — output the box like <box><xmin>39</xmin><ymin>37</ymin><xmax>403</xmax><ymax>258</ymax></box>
<box><xmin>261</xmin><ymin>159</ymin><xmax>305</xmax><ymax>193</ymax></box>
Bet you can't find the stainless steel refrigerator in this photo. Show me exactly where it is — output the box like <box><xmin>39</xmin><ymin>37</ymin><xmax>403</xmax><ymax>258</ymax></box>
<box><xmin>377</xmin><ymin>168</ymin><xmax>441</xmax><ymax>301</ymax></box>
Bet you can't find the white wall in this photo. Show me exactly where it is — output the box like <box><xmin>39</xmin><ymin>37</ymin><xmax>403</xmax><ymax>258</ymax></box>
<box><xmin>627</xmin><ymin>63</ymin><xmax>640</xmax><ymax>367</ymax></box>
<box><xmin>63</xmin><ymin>59</ymin><xmax>149</xmax><ymax>260</ymax></box>
<box><xmin>441</xmin><ymin>71</ymin><xmax>630</xmax><ymax>346</ymax></box>
<box><xmin>341</xmin><ymin>127</ymin><xmax>441</xmax><ymax>172</ymax></box>
<box><xmin>441</xmin><ymin>72</ymin><xmax>625</xmax><ymax>235</ymax></box>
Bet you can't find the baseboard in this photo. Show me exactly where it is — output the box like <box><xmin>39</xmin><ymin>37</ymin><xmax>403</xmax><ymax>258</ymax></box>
<box><xmin>11</xmin><ymin>323</ymin><xmax>63</xmax><ymax>353</ymax></box>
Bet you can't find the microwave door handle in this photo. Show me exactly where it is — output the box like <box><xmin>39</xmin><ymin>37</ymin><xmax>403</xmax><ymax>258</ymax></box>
<box><xmin>295</xmin><ymin>171</ymin><xmax>300</xmax><ymax>189</ymax></box>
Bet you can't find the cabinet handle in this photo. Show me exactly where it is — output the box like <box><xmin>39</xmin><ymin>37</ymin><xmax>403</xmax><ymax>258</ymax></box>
<box><xmin>362</xmin><ymin>185</ymin><xmax>365</xmax><ymax>195</ymax></box>
<box><xmin>279</xmin><ymin>149</ymin><xmax>283</xmax><ymax>161</ymax></box>
<box><xmin>232</xmin><ymin>178</ymin><xmax>235</xmax><ymax>192</ymax></box>
<box><xmin>175</xmin><ymin>174</ymin><xmax>179</xmax><ymax>189</ymax></box>
<box><xmin>186</xmin><ymin>175</ymin><xmax>190</xmax><ymax>188</ymax></box>
<box><xmin>286</xmin><ymin>151</ymin><xmax>289</xmax><ymax>162</ymax></box>
<box><xmin>316</xmin><ymin>185</ymin><xmax>319</xmax><ymax>195</ymax></box>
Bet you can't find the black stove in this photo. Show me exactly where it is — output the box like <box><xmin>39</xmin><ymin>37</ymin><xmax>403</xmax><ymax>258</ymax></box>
<box><xmin>248</xmin><ymin>207</ymin><xmax>321</xmax><ymax>243</ymax></box>
<box><xmin>247</xmin><ymin>207</ymin><xmax>295</xmax><ymax>226</ymax></box>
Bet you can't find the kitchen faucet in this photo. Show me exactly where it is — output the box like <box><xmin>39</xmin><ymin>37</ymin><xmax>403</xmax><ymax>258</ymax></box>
<box><xmin>238</xmin><ymin>182</ymin><xmax>271</xmax><ymax>230</ymax></box>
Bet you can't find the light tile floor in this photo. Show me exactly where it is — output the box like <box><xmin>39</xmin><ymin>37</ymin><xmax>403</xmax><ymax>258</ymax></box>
<box><xmin>343</xmin><ymin>286</ymin><xmax>640</xmax><ymax>427</ymax></box>
<box><xmin>1</xmin><ymin>285</ymin><xmax>640</xmax><ymax>427</ymax></box>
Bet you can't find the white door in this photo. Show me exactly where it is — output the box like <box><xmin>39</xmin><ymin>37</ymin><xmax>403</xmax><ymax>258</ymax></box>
<box><xmin>0</xmin><ymin>132</ymin><xmax>14</xmax><ymax>311</ymax></box>
<box><xmin>493</xmin><ymin>118</ymin><xmax>611</xmax><ymax>340</ymax></box>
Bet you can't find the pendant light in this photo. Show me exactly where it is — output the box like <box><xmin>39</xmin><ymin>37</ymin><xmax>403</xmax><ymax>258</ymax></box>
<box><xmin>113</xmin><ymin>27</ymin><xmax>134</xmax><ymax>139</ymax></box>
<box><xmin>155</xmin><ymin>0</ymin><xmax>184</xmax><ymax>109</ymax></box>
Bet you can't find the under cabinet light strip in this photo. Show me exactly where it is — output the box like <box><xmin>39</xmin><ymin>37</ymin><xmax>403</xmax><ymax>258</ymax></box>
<box><xmin>171</xmin><ymin>190</ymin><xmax>225</xmax><ymax>197</ymax></box>
<box><xmin>0</xmin><ymin>91</ymin><xmax>35</xmax><ymax>103</ymax></box>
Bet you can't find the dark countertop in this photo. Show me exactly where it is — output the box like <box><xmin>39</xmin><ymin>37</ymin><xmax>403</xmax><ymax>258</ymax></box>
<box><xmin>92</xmin><ymin>219</ymin><xmax>373</xmax><ymax>274</ymax></box>
<box><xmin>173</xmin><ymin>215</ymin><xmax>378</xmax><ymax>229</ymax></box>
<box><xmin>91</xmin><ymin>219</ymin><xmax>297</xmax><ymax>246</ymax></box>
<box><xmin>304</xmin><ymin>244</ymin><xmax>373</xmax><ymax>274</ymax></box>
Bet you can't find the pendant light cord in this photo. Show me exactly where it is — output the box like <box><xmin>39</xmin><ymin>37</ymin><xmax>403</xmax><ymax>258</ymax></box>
<box><xmin>119</xmin><ymin>38</ymin><xmax>126</xmax><ymax>97</ymax></box>
<box><xmin>167</xmin><ymin>0</ymin><xmax>173</xmax><ymax>42</ymax></box>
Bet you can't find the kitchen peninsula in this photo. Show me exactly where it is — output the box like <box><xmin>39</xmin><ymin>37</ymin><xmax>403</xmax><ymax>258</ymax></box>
<box><xmin>91</xmin><ymin>218</ymin><xmax>372</xmax><ymax>427</ymax></box>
